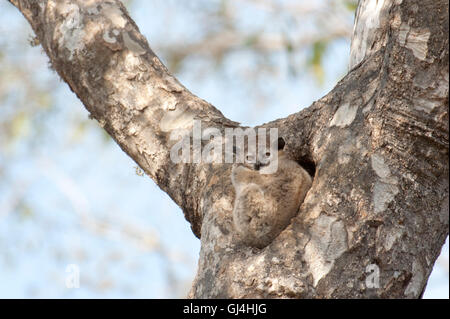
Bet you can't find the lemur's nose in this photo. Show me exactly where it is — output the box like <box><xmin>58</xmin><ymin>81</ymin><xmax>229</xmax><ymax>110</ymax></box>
<box><xmin>253</xmin><ymin>162</ymin><xmax>261</xmax><ymax>171</ymax></box>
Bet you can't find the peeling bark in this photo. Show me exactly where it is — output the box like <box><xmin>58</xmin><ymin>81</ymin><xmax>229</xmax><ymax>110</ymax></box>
<box><xmin>8</xmin><ymin>0</ymin><xmax>448</xmax><ymax>298</ymax></box>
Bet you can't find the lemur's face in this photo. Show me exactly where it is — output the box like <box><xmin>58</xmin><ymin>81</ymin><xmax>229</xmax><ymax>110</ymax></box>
<box><xmin>242</xmin><ymin>149</ymin><xmax>275</xmax><ymax>171</ymax></box>
<box><xmin>233</xmin><ymin>137</ymin><xmax>285</xmax><ymax>173</ymax></box>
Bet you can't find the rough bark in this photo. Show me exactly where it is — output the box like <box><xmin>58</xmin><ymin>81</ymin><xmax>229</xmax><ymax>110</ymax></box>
<box><xmin>9</xmin><ymin>0</ymin><xmax>448</xmax><ymax>298</ymax></box>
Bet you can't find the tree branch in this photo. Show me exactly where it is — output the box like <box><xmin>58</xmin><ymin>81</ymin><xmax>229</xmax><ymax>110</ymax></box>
<box><xmin>8</xmin><ymin>0</ymin><xmax>244</xmax><ymax>236</ymax></box>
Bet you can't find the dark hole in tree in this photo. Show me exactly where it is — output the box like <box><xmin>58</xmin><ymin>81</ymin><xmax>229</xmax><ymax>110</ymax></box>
<box><xmin>278</xmin><ymin>137</ymin><xmax>316</xmax><ymax>178</ymax></box>
<box><xmin>298</xmin><ymin>157</ymin><xmax>316</xmax><ymax>178</ymax></box>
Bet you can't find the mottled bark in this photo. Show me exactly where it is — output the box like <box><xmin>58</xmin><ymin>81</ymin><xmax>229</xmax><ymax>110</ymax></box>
<box><xmin>9</xmin><ymin>0</ymin><xmax>448</xmax><ymax>298</ymax></box>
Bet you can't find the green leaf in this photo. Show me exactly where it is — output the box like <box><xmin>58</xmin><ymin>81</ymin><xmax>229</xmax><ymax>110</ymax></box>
<box><xmin>343</xmin><ymin>0</ymin><xmax>358</xmax><ymax>12</ymax></box>
<box><xmin>11</xmin><ymin>111</ymin><xmax>30</xmax><ymax>140</ymax></box>
<box><xmin>308</xmin><ymin>40</ymin><xmax>328</xmax><ymax>84</ymax></box>
<box><xmin>244</xmin><ymin>34</ymin><xmax>258</xmax><ymax>47</ymax></box>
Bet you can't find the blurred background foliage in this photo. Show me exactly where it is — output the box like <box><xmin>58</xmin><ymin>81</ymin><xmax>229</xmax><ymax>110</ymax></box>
<box><xmin>0</xmin><ymin>0</ymin><xmax>447</xmax><ymax>298</ymax></box>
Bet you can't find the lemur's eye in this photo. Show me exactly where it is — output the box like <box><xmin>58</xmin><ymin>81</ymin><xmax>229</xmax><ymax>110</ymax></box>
<box><xmin>265</xmin><ymin>152</ymin><xmax>271</xmax><ymax>157</ymax></box>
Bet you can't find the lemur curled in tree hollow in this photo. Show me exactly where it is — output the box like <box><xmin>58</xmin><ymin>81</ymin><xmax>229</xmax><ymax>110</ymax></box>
<box><xmin>231</xmin><ymin>137</ymin><xmax>312</xmax><ymax>249</ymax></box>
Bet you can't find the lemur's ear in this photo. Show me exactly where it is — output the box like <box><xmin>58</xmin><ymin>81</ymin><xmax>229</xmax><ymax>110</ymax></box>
<box><xmin>278</xmin><ymin>137</ymin><xmax>285</xmax><ymax>150</ymax></box>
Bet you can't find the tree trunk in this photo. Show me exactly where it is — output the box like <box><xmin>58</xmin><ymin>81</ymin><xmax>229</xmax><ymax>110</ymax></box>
<box><xmin>9</xmin><ymin>0</ymin><xmax>448</xmax><ymax>298</ymax></box>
